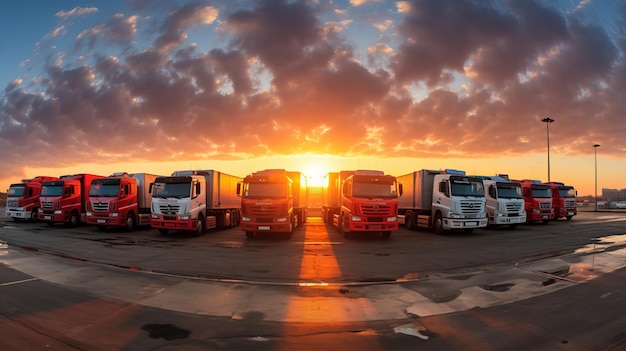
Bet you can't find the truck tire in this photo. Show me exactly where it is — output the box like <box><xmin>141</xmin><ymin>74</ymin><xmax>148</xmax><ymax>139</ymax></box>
<box><xmin>405</xmin><ymin>212</ymin><xmax>414</xmax><ymax>230</ymax></box>
<box><xmin>433</xmin><ymin>213</ymin><xmax>444</xmax><ymax>234</ymax></box>
<box><xmin>125</xmin><ymin>213</ymin><xmax>136</xmax><ymax>231</ymax></box>
<box><xmin>339</xmin><ymin>213</ymin><xmax>348</xmax><ymax>238</ymax></box>
<box><xmin>245</xmin><ymin>231</ymin><xmax>255</xmax><ymax>238</ymax></box>
<box><xmin>30</xmin><ymin>208</ymin><xmax>39</xmax><ymax>222</ymax></box>
<box><xmin>195</xmin><ymin>215</ymin><xmax>206</xmax><ymax>236</ymax></box>
<box><xmin>159</xmin><ymin>229</ymin><xmax>169</xmax><ymax>235</ymax></box>
<box><xmin>69</xmin><ymin>211</ymin><xmax>80</xmax><ymax>227</ymax></box>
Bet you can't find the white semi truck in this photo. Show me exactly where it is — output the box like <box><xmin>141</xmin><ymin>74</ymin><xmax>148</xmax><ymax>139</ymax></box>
<box><xmin>477</xmin><ymin>175</ymin><xmax>526</xmax><ymax>228</ymax></box>
<box><xmin>150</xmin><ymin>170</ymin><xmax>242</xmax><ymax>235</ymax></box>
<box><xmin>398</xmin><ymin>169</ymin><xmax>487</xmax><ymax>234</ymax></box>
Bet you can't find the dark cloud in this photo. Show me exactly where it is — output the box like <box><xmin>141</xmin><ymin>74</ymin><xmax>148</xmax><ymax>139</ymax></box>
<box><xmin>0</xmin><ymin>0</ymin><xmax>625</xmax><ymax>185</ymax></box>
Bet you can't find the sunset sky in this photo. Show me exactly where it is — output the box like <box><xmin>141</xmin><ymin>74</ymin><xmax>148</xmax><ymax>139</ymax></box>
<box><xmin>1</xmin><ymin>0</ymin><xmax>625</xmax><ymax>196</ymax></box>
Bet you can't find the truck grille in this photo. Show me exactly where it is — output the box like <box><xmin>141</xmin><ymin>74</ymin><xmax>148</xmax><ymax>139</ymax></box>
<box><xmin>539</xmin><ymin>202</ymin><xmax>551</xmax><ymax>210</ymax></box>
<box><xmin>92</xmin><ymin>201</ymin><xmax>109</xmax><ymax>212</ymax></box>
<box><xmin>159</xmin><ymin>204</ymin><xmax>181</xmax><ymax>214</ymax></box>
<box><xmin>360</xmin><ymin>204</ymin><xmax>392</xmax><ymax>215</ymax></box>
<box><xmin>41</xmin><ymin>201</ymin><xmax>53</xmax><ymax>209</ymax></box>
<box><xmin>7</xmin><ymin>198</ymin><xmax>18</xmax><ymax>207</ymax></box>
<box><xmin>460</xmin><ymin>200</ymin><xmax>483</xmax><ymax>214</ymax></box>
<box><xmin>248</xmin><ymin>205</ymin><xmax>280</xmax><ymax>216</ymax></box>
<box><xmin>506</xmin><ymin>202</ymin><xmax>523</xmax><ymax>211</ymax></box>
<box><xmin>565</xmin><ymin>199</ymin><xmax>575</xmax><ymax>209</ymax></box>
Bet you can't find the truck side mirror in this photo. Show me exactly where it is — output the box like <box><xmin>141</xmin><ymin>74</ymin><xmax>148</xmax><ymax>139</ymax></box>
<box><xmin>194</xmin><ymin>183</ymin><xmax>201</xmax><ymax>197</ymax></box>
<box><xmin>398</xmin><ymin>183</ymin><xmax>403</xmax><ymax>197</ymax></box>
<box><xmin>236</xmin><ymin>182</ymin><xmax>242</xmax><ymax>196</ymax></box>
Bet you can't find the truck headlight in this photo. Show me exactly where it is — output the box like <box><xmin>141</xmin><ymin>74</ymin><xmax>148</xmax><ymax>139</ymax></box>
<box><xmin>387</xmin><ymin>216</ymin><xmax>397</xmax><ymax>222</ymax></box>
<box><xmin>110</xmin><ymin>213</ymin><xmax>119</xmax><ymax>217</ymax></box>
<box><xmin>181</xmin><ymin>215</ymin><xmax>190</xmax><ymax>220</ymax></box>
<box><xmin>86</xmin><ymin>212</ymin><xmax>93</xmax><ymax>217</ymax></box>
<box><xmin>351</xmin><ymin>215</ymin><xmax>362</xmax><ymax>221</ymax></box>
<box><xmin>277</xmin><ymin>217</ymin><xmax>288</xmax><ymax>222</ymax></box>
<box><xmin>151</xmin><ymin>214</ymin><xmax>158</xmax><ymax>219</ymax></box>
<box><xmin>242</xmin><ymin>216</ymin><xmax>251</xmax><ymax>222</ymax></box>
<box><xmin>54</xmin><ymin>210</ymin><xmax>62</xmax><ymax>214</ymax></box>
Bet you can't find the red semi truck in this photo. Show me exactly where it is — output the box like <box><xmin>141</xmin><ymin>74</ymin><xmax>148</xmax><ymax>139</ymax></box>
<box><xmin>150</xmin><ymin>170</ymin><xmax>242</xmax><ymax>235</ymax></box>
<box><xmin>545</xmin><ymin>181</ymin><xmax>577</xmax><ymax>221</ymax></box>
<box><xmin>323</xmin><ymin>170</ymin><xmax>401</xmax><ymax>238</ymax></box>
<box><xmin>5</xmin><ymin>176</ymin><xmax>59</xmax><ymax>221</ymax></box>
<box><xmin>513</xmin><ymin>179</ymin><xmax>554</xmax><ymax>224</ymax></box>
<box><xmin>38</xmin><ymin>174</ymin><xmax>104</xmax><ymax>226</ymax></box>
<box><xmin>86</xmin><ymin>172</ymin><xmax>159</xmax><ymax>230</ymax></box>
<box><xmin>237</xmin><ymin>169</ymin><xmax>307</xmax><ymax>238</ymax></box>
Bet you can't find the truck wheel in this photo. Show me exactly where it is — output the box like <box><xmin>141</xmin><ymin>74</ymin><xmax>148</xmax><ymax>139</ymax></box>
<box><xmin>245</xmin><ymin>231</ymin><xmax>255</xmax><ymax>238</ymax></box>
<box><xmin>125</xmin><ymin>213</ymin><xmax>136</xmax><ymax>231</ymax></box>
<box><xmin>69</xmin><ymin>211</ymin><xmax>80</xmax><ymax>227</ymax></box>
<box><xmin>339</xmin><ymin>213</ymin><xmax>348</xmax><ymax>238</ymax></box>
<box><xmin>433</xmin><ymin>213</ymin><xmax>444</xmax><ymax>234</ymax></box>
<box><xmin>159</xmin><ymin>229</ymin><xmax>169</xmax><ymax>235</ymax></box>
<box><xmin>405</xmin><ymin>212</ymin><xmax>414</xmax><ymax>230</ymax></box>
<box><xmin>195</xmin><ymin>216</ymin><xmax>205</xmax><ymax>236</ymax></box>
<box><xmin>30</xmin><ymin>208</ymin><xmax>39</xmax><ymax>222</ymax></box>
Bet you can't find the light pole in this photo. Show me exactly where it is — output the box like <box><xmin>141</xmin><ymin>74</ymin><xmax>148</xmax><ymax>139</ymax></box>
<box><xmin>541</xmin><ymin>117</ymin><xmax>555</xmax><ymax>181</ymax></box>
<box><xmin>593</xmin><ymin>144</ymin><xmax>600</xmax><ymax>211</ymax></box>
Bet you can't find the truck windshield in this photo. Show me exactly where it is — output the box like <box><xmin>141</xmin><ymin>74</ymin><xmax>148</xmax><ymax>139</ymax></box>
<box><xmin>352</xmin><ymin>182</ymin><xmax>398</xmax><ymax>199</ymax></box>
<box><xmin>531</xmin><ymin>186</ymin><xmax>552</xmax><ymax>198</ymax></box>
<box><xmin>559</xmin><ymin>187</ymin><xmax>576</xmax><ymax>198</ymax></box>
<box><xmin>151</xmin><ymin>182</ymin><xmax>191</xmax><ymax>198</ymax></box>
<box><xmin>89</xmin><ymin>182</ymin><xmax>120</xmax><ymax>197</ymax></box>
<box><xmin>496</xmin><ymin>183</ymin><xmax>522</xmax><ymax>199</ymax></box>
<box><xmin>450</xmin><ymin>178</ymin><xmax>484</xmax><ymax>197</ymax></box>
<box><xmin>7</xmin><ymin>185</ymin><xmax>25</xmax><ymax>197</ymax></box>
<box><xmin>244</xmin><ymin>183</ymin><xmax>289</xmax><ymax>198</ymax></box>
<box><xmin>41</xmin><ymin>185</ymin><xmax>63</xmax><ymax>197</ymax></box>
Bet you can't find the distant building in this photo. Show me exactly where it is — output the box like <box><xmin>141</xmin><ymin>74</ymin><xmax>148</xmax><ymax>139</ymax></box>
<box><xmin>602</xmin><ymin>188</ymin><xmax>626</xmax><ymax>202</ymax></box>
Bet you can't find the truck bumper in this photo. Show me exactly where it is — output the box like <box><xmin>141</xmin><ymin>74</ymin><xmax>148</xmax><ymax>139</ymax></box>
<box><xmin>493</xmin><ymin>214</ymin><xmax>526</xmax><ymax>225</ymax></box>
<box><xmin>38</xmin><ymin>213</ymin><xmax>67</xmax><ymax>222</ymax></box>
<box><xmin>348</xmin><ymin>221</ymin><xmax>398</xmax><ymax>232</ymax></box>
<box><xmin>444</xmin><ymin>218</ymin><xmax>488</xmax><ymax>229</ymax></box>
<box><xmin>529</xmin><ymin>213</ymin><xmax>554</xmax><ymax>221</ymax></box>
<box><xmin>86</xmin><ymin>215</ymin><xmax>123</xmax><ymax>226</ymax></box>
<box><xmin>151</xmin><ymin>219</ymin><xmax>196</xmax><ymax>231</ymax></box>
<box><xmin>240</xmin><ymin>222</ymin><xmax>291</xmax><ymax>233</ymax></box>
<box><xmin>6</xmin><ymin>208</ymin><xmax>29</xmax><ymax>219</ymax></box>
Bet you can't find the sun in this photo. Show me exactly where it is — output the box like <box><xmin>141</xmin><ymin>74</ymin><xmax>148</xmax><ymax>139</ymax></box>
<box><xmin>301</xmin><ymin>163</ymin><xmax>328</xmax><ymax>187</ymax></box>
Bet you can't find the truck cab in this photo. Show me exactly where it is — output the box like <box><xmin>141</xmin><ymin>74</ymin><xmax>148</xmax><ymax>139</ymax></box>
<box><xmin>431</xmin><ymin>171</ymin><xmax>487</xmax><ymax>233</ymax></box>
<box><xmin>87</xmin><ymin>173</ymin><xmax>156</xmax><ymax>230</ymax></box>
<box><xmin>545</xmin><ymin>181</ymin><xmax>577</xmax><ymax>220</ymax></box>
<box><xmin>515</xmin><ymin>179</ymin><xmax>554</xmax><ymax>224</ymax></box>
<box><xmin>39</xmin><ymin>174</ymin><xmax>103</xmax><ymax>226</ymax></box>
<box><xmin>336</xmin><ymin>170</ymin><xmax>401</xmax><ymax>238</ymax></box>
<box><xmin>479</xmin><ymin>176</ymin><xmax>526</xmax><ymax>228</ymax></box>
<box><xmin>5</xmin><ymin>176</ymin><xmax>58</xmax><ymax>221</ymax></box>
<box><xmin>237</xmin><ymin>169</ymin><xmax>299</xmax><ymax>238</ymax></box>
<box><xmin>150</xmin><ymin>172</ymin><xmax>209</xmax><ymax>235</ymax></box>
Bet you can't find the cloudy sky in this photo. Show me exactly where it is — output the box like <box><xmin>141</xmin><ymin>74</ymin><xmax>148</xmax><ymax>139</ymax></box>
<box><xmin>0</xmin><ymin>0</ymin><xmax>624</xmax><ymax>195</ymax></box>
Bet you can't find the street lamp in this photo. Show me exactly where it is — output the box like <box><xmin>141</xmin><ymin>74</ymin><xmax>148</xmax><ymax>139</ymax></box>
<box><xmin>541</xmin><ymin>117</ymin><xmax>555</xmax><ymax>181</ymax></box>
<box><xmin>593</xmin><ymin>144</ymin><xmax>600</xmax><ymax>211</ymax></box>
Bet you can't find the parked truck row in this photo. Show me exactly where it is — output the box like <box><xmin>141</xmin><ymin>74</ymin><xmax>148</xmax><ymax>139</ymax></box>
<box><xmin>5</xmin><ymin>168</ymin><xmax>578</xmax><ymax>236</ymax></box>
